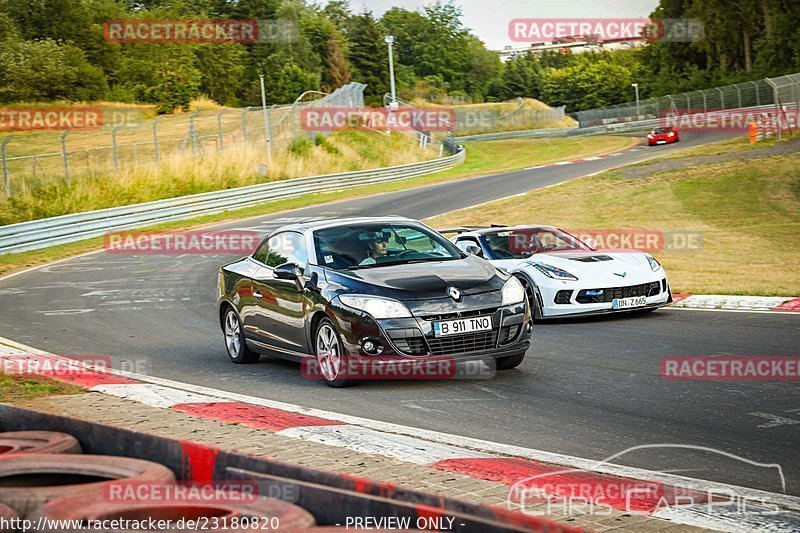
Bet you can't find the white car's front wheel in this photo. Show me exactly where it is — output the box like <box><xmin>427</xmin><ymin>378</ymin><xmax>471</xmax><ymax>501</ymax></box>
<box><xmin>517</xmin><ymin>276</ymin><xmax>542</xmax><ymax>320</ymax></box>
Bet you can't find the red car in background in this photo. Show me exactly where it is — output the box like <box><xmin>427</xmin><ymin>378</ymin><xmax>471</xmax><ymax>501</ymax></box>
<box><xmin>647</xmin><ymin>126</ymin><xmax>679</xmax><ymax>145</ymax></box>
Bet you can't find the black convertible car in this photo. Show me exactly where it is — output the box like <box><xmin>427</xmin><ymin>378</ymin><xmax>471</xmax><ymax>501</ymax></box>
<box><xmin>218</xmin><ymin>217</ymin><xmax>532</xmax><ymax>387</ymax></box>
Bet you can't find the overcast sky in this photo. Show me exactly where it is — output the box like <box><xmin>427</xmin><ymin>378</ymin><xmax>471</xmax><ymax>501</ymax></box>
<box><xmin>334</xmin><ymin>0</ymin><xmax>660</xmax><ymax>49</ymax></box>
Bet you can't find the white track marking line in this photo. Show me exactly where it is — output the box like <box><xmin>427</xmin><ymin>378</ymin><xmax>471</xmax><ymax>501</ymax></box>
<box><xmin>279</xmin><ymin>425</ymin><xmax>492</xmax><ymax>464</ymax></box>
<box><xmin>666</xmin><ymin>307</ymin><xmax>799</xmax><ymax>316</ymax></box>
<box><xmin>0</xmin><ymin>248</ymin><xmax>107</xmax><ymax>283</ymax></box>
<box><xmin>552</xmin><ymin>161</ymin><xmax>573</xmax><ymax>165</ymax></box>
<box><xmin>1</xmin><ymin>335</ymin><xmax>798</xmax><ymax>513</ymax></box>
<box><xmin>89</xmin><ymin>383</ymin><xmax>228</xmax><ymax>408</ymax></box>
<box><xmin>582</xmin><ymin>156</ymin><xmax>603</xmax><ymax>161</ymax></box>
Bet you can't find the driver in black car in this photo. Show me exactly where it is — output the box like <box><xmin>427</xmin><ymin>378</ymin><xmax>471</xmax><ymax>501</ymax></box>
<box><xmin>359</xmin><ymin>230</ymin><xmax>390</xmax><ymax>265</ymax></box>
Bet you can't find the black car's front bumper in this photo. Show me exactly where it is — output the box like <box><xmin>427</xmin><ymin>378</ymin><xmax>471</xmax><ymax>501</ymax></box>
<box><xmin>332</xmin><ymin>293</ymin><xmax>531</xmax><ymax>361</ymax></box>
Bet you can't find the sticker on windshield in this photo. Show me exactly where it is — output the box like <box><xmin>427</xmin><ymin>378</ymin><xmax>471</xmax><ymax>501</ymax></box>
<box><xmin>324</xmin><ymin>255</ymin><xmax>334</xmax><ymax>263</ymax></box>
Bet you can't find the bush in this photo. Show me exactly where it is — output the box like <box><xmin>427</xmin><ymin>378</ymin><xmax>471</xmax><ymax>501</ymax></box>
<box><xmin>314</xmin><ymin>134</ymin><xmax>340</xmax><ymax>155</ymax></box>
<box><xmin>289</xmin><ymin>138</ymin><xmax>313</xmax><ymax>157</ymax></box>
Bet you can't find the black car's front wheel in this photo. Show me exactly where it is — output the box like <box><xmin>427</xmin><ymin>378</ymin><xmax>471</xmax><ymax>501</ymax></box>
<box><xmin>315</xmin><ymin>318</ymin><xmax>355</xmax><ymax>388</ymax></box>
<box><xmin>224</xmin><ymin>308</ymin><xmax>259</xmax><ymax>364</ymax></box>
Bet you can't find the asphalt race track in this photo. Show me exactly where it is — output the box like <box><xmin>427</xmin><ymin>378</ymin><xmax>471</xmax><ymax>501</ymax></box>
<box><xmin>2</xmin><ymin>131</ymin><xmax>799</xmax><ymax>495</ymax></box>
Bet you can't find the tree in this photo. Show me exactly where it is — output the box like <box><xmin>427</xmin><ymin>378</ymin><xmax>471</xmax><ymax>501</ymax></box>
<box><xmin>0</xmin><ymin>39</ymin><xmax>107</xmax><ymax>102</ymax></box>
<box><xmin>303</xmin><ymin>14</ymin><xmax>351</xmax><ymax>92</ymax></box>
<box><xmin>117</xmin><ymin>45</ymin><xmax>201</xmax><ymax>113</ymax></box>
<box><xmin>196</xmin><ymin>44</ymin><xmax>247</xmax><ymax>105</ymax></box>
<box><xmin>347</xmin><ymin>10</ymin><xmax>388</xmax><ymax>104</ymax></box>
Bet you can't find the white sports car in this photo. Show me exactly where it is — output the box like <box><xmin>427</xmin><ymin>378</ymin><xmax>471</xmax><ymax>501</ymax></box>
<box><xmin>445</xmin><ymin>225</ymin><xmax>672</xmax><ymax>319</ymax></box>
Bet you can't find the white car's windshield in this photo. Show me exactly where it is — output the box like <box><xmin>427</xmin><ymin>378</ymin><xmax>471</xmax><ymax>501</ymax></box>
<box><xmin>314</xmin><ymin>224</ymin><xmax>462</xmax><ymax>270</ymax></box>
<box><xmin>483</xmin><ymin>228</ymin><xmax>589</xmax><ymax>259</ymax></box>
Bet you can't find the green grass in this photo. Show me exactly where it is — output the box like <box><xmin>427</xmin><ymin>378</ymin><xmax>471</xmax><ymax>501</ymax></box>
<box><xmin>0</xmin><ymin>373</ymin><xmax>84</xmax><ymax>402</ymax></box>
<box><xmin>0</xmin><ymin>135</ymin><xmax>637</xmax><ymax>277</ymax></box>
<box><xmin>427</xmin><ymin>143</ymin><xmax>800</xmax><ymax>296</ymax></box>
<box><xmin>431</xmin><ymin>136</ymin><xmax>637</xmax><ymax>181</ymax></box>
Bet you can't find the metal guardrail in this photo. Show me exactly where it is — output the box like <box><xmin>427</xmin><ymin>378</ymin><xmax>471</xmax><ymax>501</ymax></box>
<box><xmin>454</xmin><ymin>127</ymin><xmax>573</xmax><ymax>142</ymax></box>
<box><xmin>455</xmin><ymin>103</ymin><xmax>789</xmax><ymax>142</ymax></box>
<box><xmin>0</xmin><ymin>149</ymin><xmax>466</xmax><ymax>255</ymax></box>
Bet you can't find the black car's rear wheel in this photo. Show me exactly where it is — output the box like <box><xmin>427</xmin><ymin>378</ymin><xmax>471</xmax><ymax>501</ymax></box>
<box><xmin>315</xmin><ymin>318</ymin><xmax>355</xmax><ymax>388</ymax></box>
<box><xmin>224</xmin><ymin>308</ymin><xmax>259</xmax><ymax>364</ymax></box>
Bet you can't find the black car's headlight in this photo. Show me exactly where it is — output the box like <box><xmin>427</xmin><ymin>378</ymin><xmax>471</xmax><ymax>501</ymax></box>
<box><xmin>645</xmin><ymin>253</ymin><xmax>662</xmax><ymax>272</ymax></box>
<box><xmin>501</xmin><ymin>277</ymin><xmax>526</xmax><ymax>306</ymax></box>
<box><xmin>527</xmin><ymin>261</ymin><xmax>578</xmax><ymax>281</ymax></box>
<box><xmin>339</xmin><ymin>295</ymin><xmax>413</xmax><ymax>319</ymax></box>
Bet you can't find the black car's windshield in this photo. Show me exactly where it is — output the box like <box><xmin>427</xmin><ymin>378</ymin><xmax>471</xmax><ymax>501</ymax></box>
<box><xmin>483</xmin><ymin>227</ymin><xmax>589</xmax><ymax>259</ymax></box>
<box><xmin>313</xmin><ymin>223</ymin><xmax>462</xmax><ymax>270</ymax></box>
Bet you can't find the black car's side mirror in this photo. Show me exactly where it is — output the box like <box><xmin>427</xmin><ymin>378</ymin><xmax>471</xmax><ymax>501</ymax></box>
<box><xmin>464</xmin><ymin>244</ymin><xmax>483</xmax><ymax>257</ymax></box>
<box><xmin>274</xmin><ymin>262</ymin><xmax>304</xmax><ymax>290</ymax></box>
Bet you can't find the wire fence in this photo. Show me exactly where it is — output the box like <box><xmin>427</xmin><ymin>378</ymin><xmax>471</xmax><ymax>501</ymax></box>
<box><xmin>0</xmin><ymin>83</ymin><xmax>367</xmax><ymax>197</ymax></box>
<box><xmin>573</xmin><ymin>73</ymin><xmax>800</xmax><ymax>130</ymax></box>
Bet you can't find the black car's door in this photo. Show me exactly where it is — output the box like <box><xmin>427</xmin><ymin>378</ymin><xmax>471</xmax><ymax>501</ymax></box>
<box><xmin>246</xmin><ymin>231</ymin><xmax>309</xmax><ymax>354</ymax></box>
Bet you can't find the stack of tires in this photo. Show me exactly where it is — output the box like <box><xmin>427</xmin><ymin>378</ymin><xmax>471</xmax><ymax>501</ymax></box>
<box><xmin>0</xmin><ymin>431</ymin><xmax>318</xmax><ymax>531</ymax></box>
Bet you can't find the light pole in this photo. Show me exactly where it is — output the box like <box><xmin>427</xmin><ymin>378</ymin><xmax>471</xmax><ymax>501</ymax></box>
<box><xmin>259</xmin><ymin>74</ymin><xmax>272</xmax><ymax>166</ymax></box>
<box><xmin>631</xmin><ymin>83</ymin><xmax>640</xmax><ymax>118</ymax></box>
<box><xmin>385</xmin><ymin>35</ymin><xmax>397</xmax><ymax>105</ymax></box>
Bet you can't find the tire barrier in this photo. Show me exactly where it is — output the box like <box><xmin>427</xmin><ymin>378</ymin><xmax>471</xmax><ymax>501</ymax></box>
<box><xmin>29</xmin><ymin>493</ymin><xmax>316</xmax><ymax>532</ymax></box>
<box><xmin>0</xmin><ymin>405</ymin><xmax>583</xmax><ymax>533</ymax></box>
<box><xmin>0</xmin><ymin>503</ymin><xmax>18</xmax><ymax>532</ymax></box>
<box><xmin>0</xmin><ymin>454</ymin><xmax>176</xmax><ymax>517</ymax></box>
<box><xmin>0</xmin><ymin>431</ymin><xmax>81</xmax><ymax>456</ymax></box>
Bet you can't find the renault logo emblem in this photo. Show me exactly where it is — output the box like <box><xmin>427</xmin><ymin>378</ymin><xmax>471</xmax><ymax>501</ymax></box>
<box><xmin>614</xmin><ymin>272</ymin><xmax>627</xmax><ymax>278</ymax></box>
<box><xmin>447</xmin><ymin>286</ymin><xmax>462</xmax><ymax>301</ymax></box>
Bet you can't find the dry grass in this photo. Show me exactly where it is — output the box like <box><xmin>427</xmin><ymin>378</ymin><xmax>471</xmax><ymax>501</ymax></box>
<box><xmin>409</xmin><ymin>98</ymin><xmax>577</xmax><ymax>135</ymax></box>
<box><xmin>427</xmin><ymin>148</ymin><xmax>800</xmax><ymax>296</ymax></box>
<box><xmin>0</xmin><ymin>130</ymin><xmax>435</xmax><ymax>224</ymax></box>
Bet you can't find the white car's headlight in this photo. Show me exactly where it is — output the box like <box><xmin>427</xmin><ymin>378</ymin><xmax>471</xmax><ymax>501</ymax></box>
<box><xmin>501</xmin><ymin>276</ymin><xmax>526</xmax><ymax>305</ymax></box>
<box><xmin>339</xmin><ymin>295</ymin><xmax>412</xmax><ymax>319</ymax></box>
<box><xmin>527</xmin><ymin>261</ymin><xmax>578</xmax><ymax>281</ymax></box>
<box><xmin>645</xmin><ymin>253</ymin><xmax>662</xmax><ymax>272</ymax></box>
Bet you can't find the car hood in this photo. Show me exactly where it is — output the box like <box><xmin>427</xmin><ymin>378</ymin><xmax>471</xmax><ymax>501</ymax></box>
<box><xmin>497</xmin><ymin>249</ymin><xmax>659</xmax><ymax>280</ymax></box>
<box><xmin>324</xmin><ymin>255</ymin><xmax>506</xmax><ymax>300</ymax></box>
